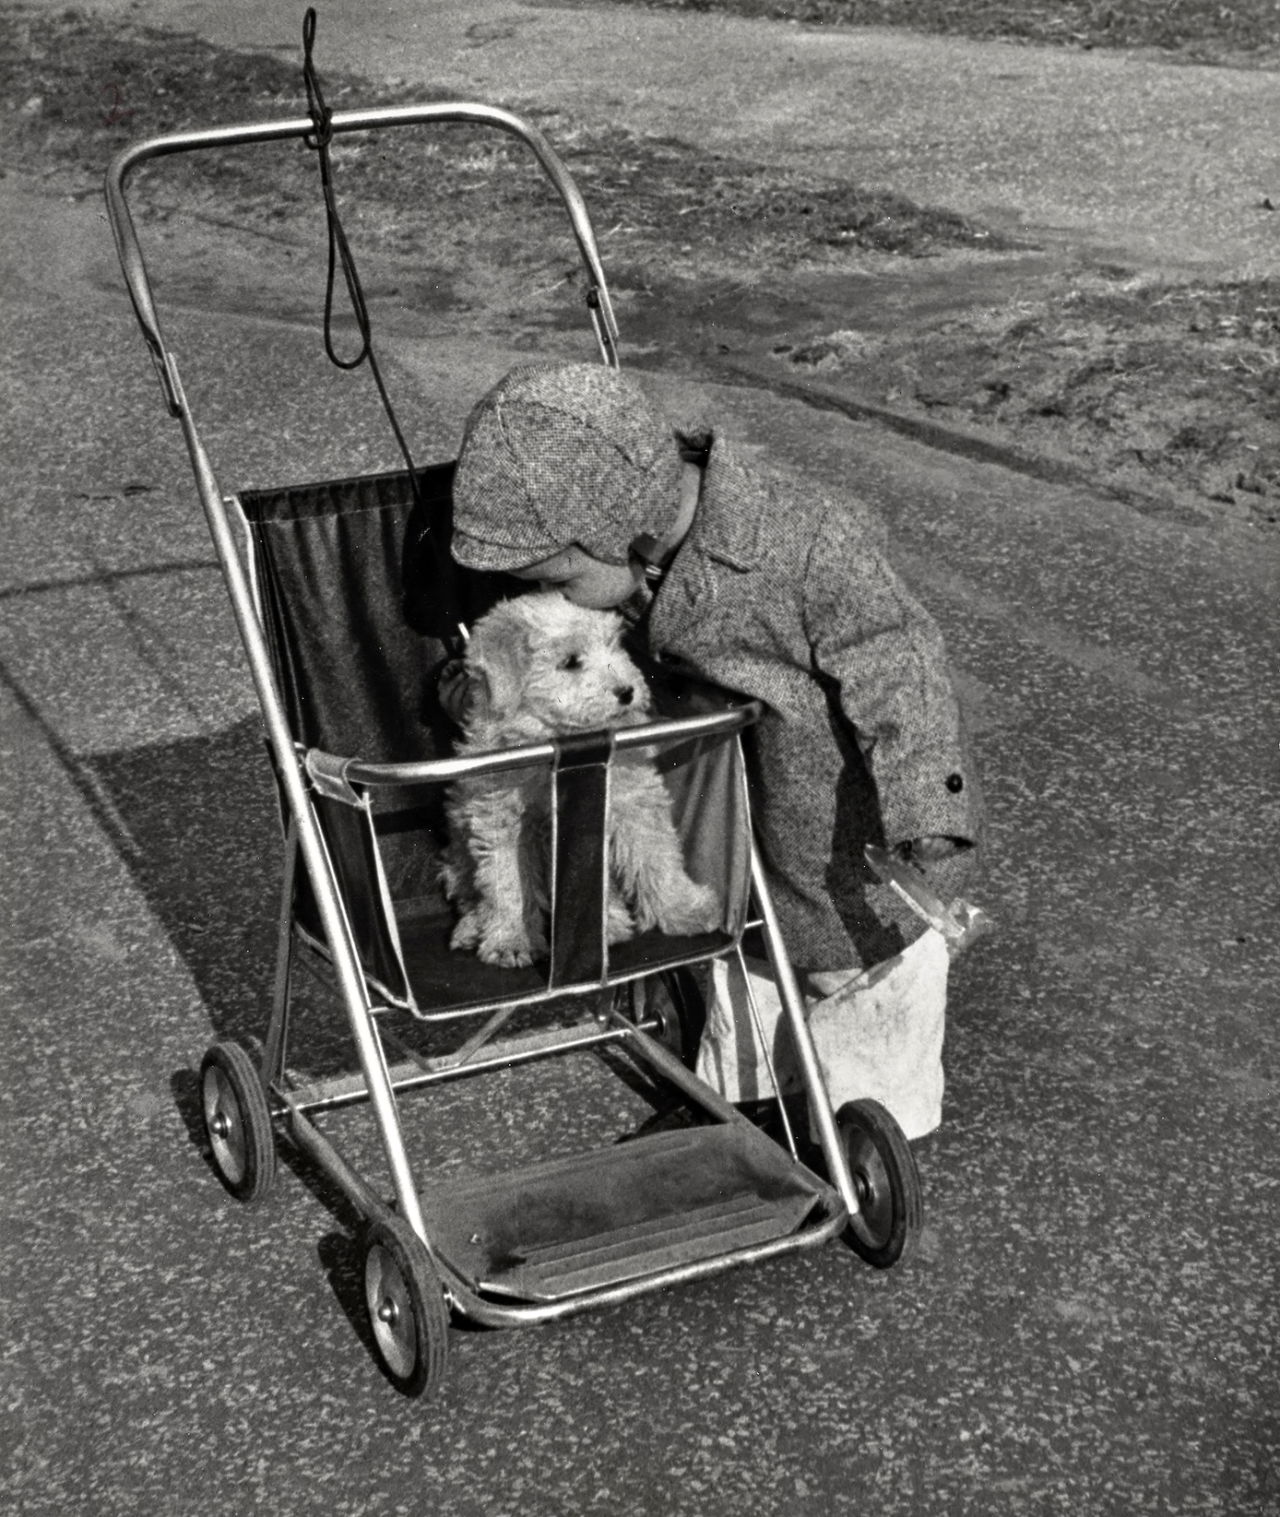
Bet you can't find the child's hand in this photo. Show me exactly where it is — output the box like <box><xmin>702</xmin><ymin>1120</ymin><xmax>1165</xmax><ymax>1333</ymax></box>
<box><xmin>436</xmin><ymin>657</ymin><xmax>475</xmax><ymax>727</ymax></box>
<box><xmin>894</xmin><ymin>836</ymin><xmax>964</xmax><ymax>867</ymax></box>
<box><xmin>875</xmin><ymin>839</ymin><xmax>991</xmax><ymax>955</ymax></box>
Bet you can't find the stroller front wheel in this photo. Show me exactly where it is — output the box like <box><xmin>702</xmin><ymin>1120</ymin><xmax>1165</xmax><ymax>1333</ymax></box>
<box><xmin>836</xmin><ymin>1099</ymin><xmax>923</xmax><ymax>1269</ymax></box>
<box><xmin>199</xmin><ymin>1040</ymin><xmax>277</xmax><ymax>1203</ymax></box>
<box><xmin>363</xmin><ymin>1215</ymin><xmax>450</xmax><ymax>1398</ymax></box>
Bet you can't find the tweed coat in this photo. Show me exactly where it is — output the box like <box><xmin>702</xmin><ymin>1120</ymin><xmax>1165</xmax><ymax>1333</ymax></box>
<box><xmin>637</xmin><ymin>433</ymin><xmax>982</xmax><ymax>972</ymax></box>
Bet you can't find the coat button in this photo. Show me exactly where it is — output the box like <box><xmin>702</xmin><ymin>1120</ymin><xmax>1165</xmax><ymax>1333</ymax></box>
<box><xmin>946</xmin><ymin>773</ymin><xmax>964</xmax><ymax>793</ymax></box>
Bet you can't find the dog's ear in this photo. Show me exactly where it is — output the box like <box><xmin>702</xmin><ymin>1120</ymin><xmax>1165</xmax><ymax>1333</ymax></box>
<box><xmin>465</xmin><ymin>622</ymin><xmax>528</xmax><ymax>724</ymax></box>
<box><xmin>462</xmin><ymin>664</ymin><xmax>498</xmax><ymax>724</ymax></box>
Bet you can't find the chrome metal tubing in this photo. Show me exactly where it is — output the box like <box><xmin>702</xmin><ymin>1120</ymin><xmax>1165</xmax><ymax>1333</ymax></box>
<box><xmin>329</xmin><ymin>704</ymin><xmax>761</xmax><ymax>790</ymax></box>
<box><xmin>261</xmin><ymin>818</ymin><xmax>299</xmax><ymax>1090</ymax></box>
<box><xmin>172</xmin><ymin>372</ymin><xmax>428</xmax><ymax>1245</ymax></box>
<box><xmin>607</xmin><ymin>1015</ymin><xmax>746</xmax><ymax>1126</ymax></box>
<box><xmin>104</xmin><ymin>101</ymin><xmax>620</xmax><ymax>413</ymax></box>
<box><xmin>283</xmin><ymin>1024</ymin><xmax>847</xmax><ymax>1331</ymax></box>
<box><xmin>286</xmin><ymin>1016</ymin><xmax>659</xmax><ymax>1116</ymax></box>
<box><xmin>441</xmin><ymin>1205</ymin><xmax>848</xmax><ymax>1329</ymax></box>
<box><xmin>280</xmin><ymin>1094</ymin><xmax>392</xmax><ymax>1226</ymax></box>
<box><xmin>283</xmin><ymin>1040</ymin><xmax>845</xmax><ymax>1333</ymax></box>
<box><xmin>99</xmin><ymin>99</ymin><xmax>634</xmax><ymax>1254</ymax></box>
<box><xmin>749</xmin><ymin>843</ymin><xmax>859</xmax><ymax>1219</ymax></box>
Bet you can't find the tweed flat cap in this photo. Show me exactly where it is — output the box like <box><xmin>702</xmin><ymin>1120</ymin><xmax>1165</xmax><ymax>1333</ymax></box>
<box><xmin>450</xmin><ymin>363</ymin><xmax>683</xmax><ymax>571</ymax></box>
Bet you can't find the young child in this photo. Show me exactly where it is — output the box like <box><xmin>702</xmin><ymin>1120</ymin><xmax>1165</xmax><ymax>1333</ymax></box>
<box><xmin>445</xmin><ymin>361</ymin><xmax>983</xmax><ymax>1140</ymax></box>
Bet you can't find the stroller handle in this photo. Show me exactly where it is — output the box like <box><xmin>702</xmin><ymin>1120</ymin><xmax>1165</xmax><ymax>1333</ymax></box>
<box><xmin>104</xmin><ymin>102</ymin><xmax>623</xmax><ymax>415</ymax></box>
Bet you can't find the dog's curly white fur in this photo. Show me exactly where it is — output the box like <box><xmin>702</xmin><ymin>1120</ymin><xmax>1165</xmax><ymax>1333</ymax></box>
<box><xmin>441</xmin><ymin>592</ymin><xmax>719</xmax><ymax>967</ymax></box>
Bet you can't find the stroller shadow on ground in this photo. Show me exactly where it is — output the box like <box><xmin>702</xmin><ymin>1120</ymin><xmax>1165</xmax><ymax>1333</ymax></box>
<box><xmin>2</xmin><ymin>649</ymin><xmax>291</xmax><ymax>1052</ymax></box>
<box><xmin>81</xmin><ymin>714</ymin><xmax>283</xmax><ymax>1048</ymax></box>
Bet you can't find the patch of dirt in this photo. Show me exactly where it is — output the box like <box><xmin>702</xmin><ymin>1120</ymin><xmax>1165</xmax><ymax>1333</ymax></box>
<box><xmin>772</xmin><ymin>273</ymin><xmax>1280</xmax><ymax>524</ymax></box>
<box><xmin>529</xmin><ymin>126</ymin><xmax>1021</xmax><ymax>263</ymax></box>
<box><xmin>598</xmin><ymin>0</ymin><xmax>1280</xmax><ymax>68</ymax></box>
<box><xmin>4</xmin><ymin>5</ymin><xmax>1276</xmax><ymax>528</ymax></box>
<box><xmin>0</xmin><ymin>5</ymin><xmax>1008</xmax><ymax>264</ymax></box>
<box><xmin>0</xmin><ymin>1</ymin><xmax>1021</xmax><ymax>376</ymax></box>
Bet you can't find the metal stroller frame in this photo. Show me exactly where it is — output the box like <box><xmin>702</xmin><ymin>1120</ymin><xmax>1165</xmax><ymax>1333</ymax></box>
<box><xmin>106</xmin><ymin>98</ymin><xmax>921</xmax><ymax>1398</ymax></box>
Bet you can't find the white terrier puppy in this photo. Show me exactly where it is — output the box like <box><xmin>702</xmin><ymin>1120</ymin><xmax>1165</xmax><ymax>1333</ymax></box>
<box><xmin>440</xmin><ymin>591</ymin><xmax>719</xmax><ymax>967</ymax></box>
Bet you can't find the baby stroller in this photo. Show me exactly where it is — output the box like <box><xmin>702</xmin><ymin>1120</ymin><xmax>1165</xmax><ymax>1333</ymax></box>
<box><xmin>105</xmin><ymin>81</ymin><xmax>923</xmax><ymax>1398</ymax></box>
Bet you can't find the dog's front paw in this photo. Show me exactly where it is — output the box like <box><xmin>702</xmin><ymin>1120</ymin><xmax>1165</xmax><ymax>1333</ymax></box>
<box><xmin>450</xmin><ymin>911</ymin><xmax>483</xmax><ymax>952</ymax></box>
<box><xmin>654</xmin><ymin>879</ymin><xmax>720</xmax><ymax>937</ymax></box>
<box><xmin>476</xmin><ymin>923</ymin><xmax>547</xmax><ymax>968</ymax></box>
<box><xmin>606</xmin><ymin>891</ymin><xmax>636</xmax><ymax>946</ymax></box>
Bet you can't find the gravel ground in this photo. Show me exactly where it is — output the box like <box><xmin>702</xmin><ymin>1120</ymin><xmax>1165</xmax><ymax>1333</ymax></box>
<box><xmin>599</xmin><ymin>0</ymin><xmax>1280</xmax><ymax>67</ymax></box>
<box><xmin>772</xmin><ymin>273</ymin><xmax>1280</xmax><ymax>527</ymax></box>
<box><xmin>5</xmin><ymin>2</ymin><xmax>1274</xmax><ymax>525</ymax></box>
<box><xmin>0</xmin><ymin>5</ymin><xmax>1007</xmax><ymax>260</ymax></box>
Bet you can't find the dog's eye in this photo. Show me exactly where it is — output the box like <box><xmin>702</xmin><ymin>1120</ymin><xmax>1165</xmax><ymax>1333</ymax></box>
<box><xmin>558</xmin><ymin>653</ymin><xmax>584</xmax><ymax>672</ymax></box>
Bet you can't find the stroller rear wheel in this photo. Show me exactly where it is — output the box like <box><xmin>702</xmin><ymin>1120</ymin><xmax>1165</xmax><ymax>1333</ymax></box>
<box><xmin>363</xmin><ymin>1215</ymin><xmax>450</xmax><ymax>1397</ymax></box>
<box><xmin>836</xmin><ymin>1099</ymin><xmax>922</xmax><ymax>1269</ymax></box>
<box><xmin>200</xmin><ymin>1040</ymin><xmax>277</xmax><ymax>1203</ymax></box>
<box><xmin>646</xmin><ymin>968</ymin><xmax>706</xmax><ymax>1070</ymax></box>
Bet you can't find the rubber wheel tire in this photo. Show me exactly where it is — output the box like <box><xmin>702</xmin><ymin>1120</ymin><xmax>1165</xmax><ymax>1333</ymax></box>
<box><xmin>836</xmin><ymin>1098</ymin><xmax>923</xmax><ymax>1269</ymax></box>
<box><xmin>199</xmin><ymin>1040</ymin><xmax>277</xmax><ymax>1203</ymax></box>
<box><xmin>649</xmin><ymin>969</ymin><xmax>705</xmax><ymax>1070</ymax></box>
<box><xmin>363</xmin><ymin>1215</ymin><xmax>450</xmax><ymax>1398</ymax></box>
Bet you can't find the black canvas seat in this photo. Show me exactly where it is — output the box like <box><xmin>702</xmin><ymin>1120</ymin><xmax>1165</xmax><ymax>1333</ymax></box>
<box><xmin>236</xmin><ymin>462</ymin><xmax>751</xmax><ymax>1015</ymax></box>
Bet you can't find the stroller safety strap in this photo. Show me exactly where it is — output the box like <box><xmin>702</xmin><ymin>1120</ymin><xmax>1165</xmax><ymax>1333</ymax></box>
<box><xmin>550</xmin><ymin>730</ymin><xmax>617</xmax><ymax>987</ymax></box>
<box><xmin>306</xmin><ymin>749</ymin><xmax>363</xmax><ymax>808</ymax></box>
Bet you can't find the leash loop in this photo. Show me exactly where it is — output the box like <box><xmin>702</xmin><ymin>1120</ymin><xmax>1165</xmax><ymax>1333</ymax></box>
<box><xmin>301</xmin><ymin>9</ymin><xmax>333</xmax><ymax>150</ymax></box>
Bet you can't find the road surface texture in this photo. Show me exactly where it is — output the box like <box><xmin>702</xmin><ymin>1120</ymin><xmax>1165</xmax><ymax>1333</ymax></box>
<box><xmin>2</xmin><ymin>3</ymin><xmax>1277</xmax><ymax>1514</ymax></box>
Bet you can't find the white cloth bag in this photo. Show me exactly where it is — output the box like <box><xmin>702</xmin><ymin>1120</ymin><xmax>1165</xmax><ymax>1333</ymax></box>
<box><xmin>694</xmin><ymin>929</ymin><xmax>949</xmax><ymax>1140</ymax></box>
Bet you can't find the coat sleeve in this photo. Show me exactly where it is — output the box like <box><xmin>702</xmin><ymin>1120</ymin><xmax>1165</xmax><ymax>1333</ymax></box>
<box><xmin>802</xmin><ymin>500</ymin><xmax>980</xmax><ymax>851</ymax></box>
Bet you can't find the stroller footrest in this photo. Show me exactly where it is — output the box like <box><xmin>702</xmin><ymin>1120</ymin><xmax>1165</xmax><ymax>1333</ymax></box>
<box><xmin>418</xmin><ymin>1124</ymin><xmax>832</xmax><ymax>1302</ymax></box>
<box><xmin>497</xmin><ymin>1191</ymin><xmax>815</xmax><ymax>1297</ymax></box>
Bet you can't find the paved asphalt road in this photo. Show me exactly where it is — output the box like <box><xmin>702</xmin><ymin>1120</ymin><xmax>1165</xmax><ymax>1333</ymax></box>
<box><xmin>2</xmin><ymin>3</ymin><xmax>1278</xmax><ymax>1515</ymax></box>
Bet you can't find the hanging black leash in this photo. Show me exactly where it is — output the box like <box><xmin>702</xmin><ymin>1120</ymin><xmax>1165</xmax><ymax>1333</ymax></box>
<box><xmin>301</xmin><ymin>9</ymin><xmax>468</xmax><ymax>648</ymax></box>
<box><xmin>301</xmin><ymin>8</ymin><xmax>423</xmax><ymax>496</ymax></box>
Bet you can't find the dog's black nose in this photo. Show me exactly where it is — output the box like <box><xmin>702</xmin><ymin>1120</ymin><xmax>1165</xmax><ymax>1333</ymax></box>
<box><xmin>615</xmin><ymin>685</ymin><xmax>634</xmax><ymax>706</ymax></box>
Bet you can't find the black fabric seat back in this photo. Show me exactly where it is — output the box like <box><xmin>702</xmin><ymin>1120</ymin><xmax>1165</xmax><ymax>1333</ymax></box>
<box><xmin>239</xmin><ymin>461</ymin><xmax>510</xmax><ymax>763</ymax></box>
<box><xmin>237</xmin><ymin>463</ymin><xmax>514</xmax><ymax>999</ymax></box>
